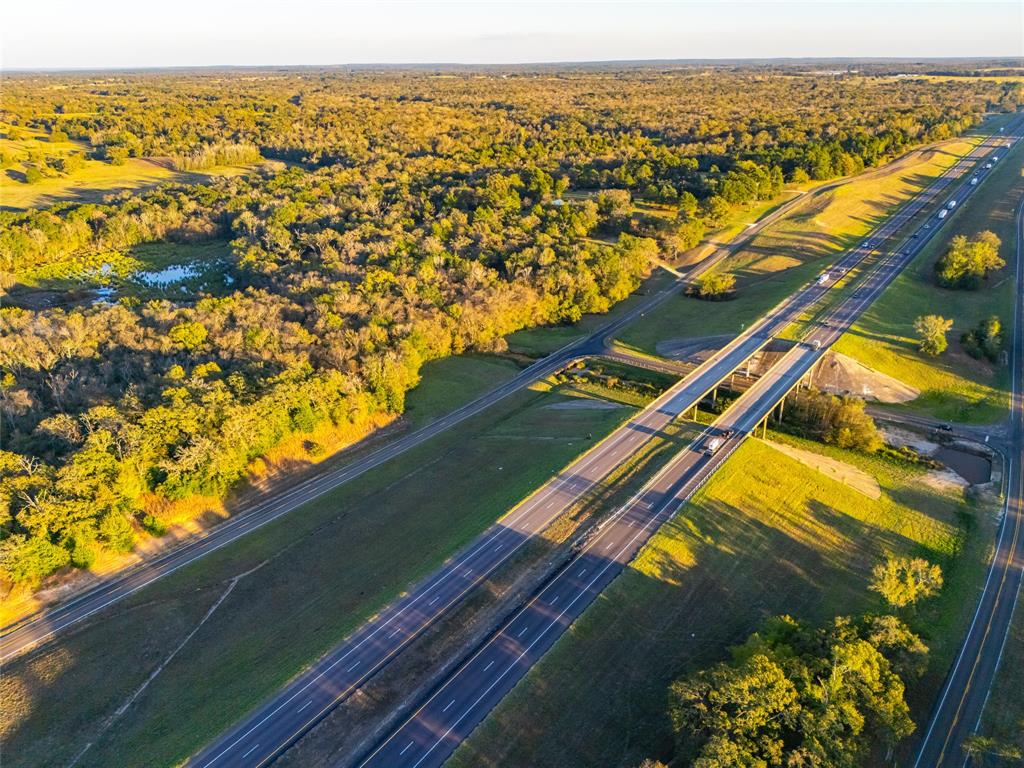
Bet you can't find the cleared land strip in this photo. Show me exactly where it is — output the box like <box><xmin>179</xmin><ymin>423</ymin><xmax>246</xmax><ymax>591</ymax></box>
<box><xmin>356</xmin><ymin>120</ymin><xmax>1021</xmax><ymax>768</ymax></box>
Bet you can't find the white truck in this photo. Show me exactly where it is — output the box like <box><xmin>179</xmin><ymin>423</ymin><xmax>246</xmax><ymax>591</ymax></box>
<box><xmin>704</xmin><ymin>436</ymin><xmax>724</xmax><ymax>455</ymax></box>
<box><xmin>948</xmin><ymin>200</ymin><xmax>957</xmax><ymax>209</ymax></box>
<box><xmin>817</xmin><ymin>272</ymin><xmax>831</xmax><ymax>285</ymax></box>
<box><xmin>937</xmin><ymin>209</ymin><xmax>948</xmax><ymax>220</ymax></box>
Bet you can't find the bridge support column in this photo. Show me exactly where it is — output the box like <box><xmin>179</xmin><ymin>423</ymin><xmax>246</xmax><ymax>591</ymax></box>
<box><xmin>777</xmin><ymin>394</ymin><xmax>786</xmax><ymax>422</ymax></box>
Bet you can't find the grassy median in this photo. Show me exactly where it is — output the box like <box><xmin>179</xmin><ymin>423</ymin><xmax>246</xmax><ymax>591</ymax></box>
<box><xmin>450</xmin><ymin>433</ymin><xmax>993</xmax><ymax>768</ymax></box>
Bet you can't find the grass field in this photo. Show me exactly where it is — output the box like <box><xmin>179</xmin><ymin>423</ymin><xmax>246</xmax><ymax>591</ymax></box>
<box><xmin>832</xmin><ymin>136</ymin><xmax>1024</xmax><ymax>424</ymax></box>
<box><xmin>616</xmin><ymin>132</ymin><xmax>987</xmax><ymax>356</ymax></box>
<box><xmin>0</xmin><ymin>124</ymin><xmax>267</xmax><ymax>210</ymax></box>
<box><xmin>450</xmin><ymin>433</ymin><xmax>994</xmax><ymax>768</ymax></box>
<box><xmin>0</xmin><ymin>360</ymin><xmax>656</xmax><ymax>768</ymax></box>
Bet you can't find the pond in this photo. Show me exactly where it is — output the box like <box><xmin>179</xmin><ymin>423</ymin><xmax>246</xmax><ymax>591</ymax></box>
<box><xmin>934</xmin><ymin>446</ymin><xmax>992</xmax><ymax>485</ymax></box>
<box><xmin>136</xmin><ymin>263</ymin><xmax>201</xmax><ymax>287</ymax></box>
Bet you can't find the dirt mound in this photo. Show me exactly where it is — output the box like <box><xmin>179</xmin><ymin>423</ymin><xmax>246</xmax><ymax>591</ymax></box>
<box><xmin>812</xmin><ymin>351</ymin><xmax>919</xmax><ymax>403</ymax></box>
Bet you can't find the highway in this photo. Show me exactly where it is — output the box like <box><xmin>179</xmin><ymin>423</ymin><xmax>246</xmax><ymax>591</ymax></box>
<box><xmin>912</xmin><ymin>192</ymin><xmax>1024</xmax><ymax>767</ymax></box>
<box><xmin>189</xmin><ymin>123</ymin><xmax>1020</xmax><ymax>768</ymax></box>
<box><xmin>355</xmin><ymin>122</ymin><xmax>1022</xmax><ymax>768</ymax></box>
<box><xmin>191</xmin><ymin>136</ymin><xmax>991</xmax><ymax>768</ymax></box>
<box><xmin>0</xmin><ymin>161</ymin><xmax>835</xmax><ymax>664</ymax></box>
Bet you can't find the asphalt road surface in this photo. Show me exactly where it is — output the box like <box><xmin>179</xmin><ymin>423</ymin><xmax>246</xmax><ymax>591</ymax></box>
<box><xmin>355</xmin><ymin>122</ymin><xmax>1022</xmax><ymax>768</ymax></box>
<box><xmin>191</xmin><ymin>126</ymin><xmax>1006</xmax><ymax>768</ymax></box>
<box><xmin>0</xmin><ymin>163</ymin><xmax>832</xmax><ymax>664</ymax></box>
<box><xmin>912</xmin><ymin>191</ymin><xmax>1024</xmax><ymax>768</ymax></box>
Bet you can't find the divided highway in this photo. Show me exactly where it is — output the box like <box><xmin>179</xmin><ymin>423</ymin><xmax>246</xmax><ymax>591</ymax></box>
<box><xmin>194</xmin><ymin>122</ymin><xmax>1020</xmax><ymax>768</ymax></box>
<box><xmin>356</xmin><ymin>121</ymin><xmax>1023</xmax><ymax>768</ymax></box>
<box><xmin>912</xmin><ymin>187</ymin><xmax>1024</xmax><ymax>767</ymax></box>
<box><xmin>0</xmin><ymin>165</ymin><xmax>830</xmax><ymax>664</ymax></box>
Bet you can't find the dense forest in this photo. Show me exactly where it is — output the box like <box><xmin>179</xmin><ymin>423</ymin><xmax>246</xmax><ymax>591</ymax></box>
<box><xmin>0</xmin><ymin>67</ymin><xmax>1019</xmax><ymax>587</ymax></box>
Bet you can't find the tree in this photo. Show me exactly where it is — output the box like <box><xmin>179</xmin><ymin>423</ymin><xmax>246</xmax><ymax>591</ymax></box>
<box><xmin>961</xmin><ymin>315</ymin><xmax>1003</xmax><ymax>362</ymax></box>
<box><xmin>935</xmin><ymin>231</ymin><xmax>1004</xmax><ymax>289</ymax></box>
<box><xmin>168</xmin><ymin>321</ymin><xmax>209</xmax><ymax>350</ymax></box>
<box><xmin>0</xmin><ymin>534</ymin><xmax>71</xmax><ymax>583</ymax></box>
<box><xmin>783</xmin><ymin>388</ymin><xmax>882</xmax><ymax>452</ymax></box>
<box><xmin>870</xmin><ymin>557</ymin><xmax>943</xmax><ymax>609</ymax></box>
<box><xmin>671</xmin><ymin>614</ymin><xmax>924</xmax><ymax>767</ymax></box>
<box><xmin>97</xmin><ymin>510</ymin><xmax>136</xmax><ymax>552</ymax></box>
<box><xmin>914</xmin><ymin>314</ymin><xmax>953</xmax><ymax>356</ymax></box>
<box><xmin>694</xmin><ymin>272</ymin><xmax>736</xmax><ymax>301</ymax></box>
<box><xmin>23</xmin><ymin>165</ymin><xmax>42</xmax><ymax>184</ymax></box>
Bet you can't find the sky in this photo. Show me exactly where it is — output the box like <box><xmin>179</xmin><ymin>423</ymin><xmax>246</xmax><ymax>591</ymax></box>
<box><xmin>2</xmin><ymin>0</ymin><xmax>1022</xmax><ymax>70</ymax></box>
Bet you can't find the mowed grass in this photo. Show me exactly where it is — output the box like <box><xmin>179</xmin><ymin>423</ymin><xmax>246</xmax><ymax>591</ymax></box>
<box><xmin>0</xmin><ymin>361</ymin><xmax>640</xmax><ymax>768</ymax></box>
<box><xmin>617</xmin><ymin>133</ymin><xmax>984</xmax><ymax>356</ymax></box>
<box><xmin>832</xmin><ymin>136</ymin><xmax>1024</xmax><ymax>424</ymax></box>
<box><xmin>450</xmin><ymin>434</ymin><xmax>992</xmax><ymax>768</ymax></box>
<box><xmin>0</xmin><ymin>124</ymin><xmax>268</xmax><ymax>210</ymax></box>
<box><xmin>403</xmin><ymin>354</ymin><xmax>523</xmax><ymax>427</ymax></box>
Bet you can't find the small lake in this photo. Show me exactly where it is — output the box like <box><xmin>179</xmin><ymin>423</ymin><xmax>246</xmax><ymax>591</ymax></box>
<box><xmin>136</xmin><ymin>263</ymin><xmax>200</xmax><ymax>287</ymax></box>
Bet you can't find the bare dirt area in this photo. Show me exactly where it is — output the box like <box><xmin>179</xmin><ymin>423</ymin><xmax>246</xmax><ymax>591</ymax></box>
<box><xmin>760</xmin><ymin>438</ymin><xmax>881</xmax><ymax>499</ymax></box>
<box><xmin>812</xmin><ymin>350</ymin><xmax>920</xmax><ymax>403</ymax></box>
<box><xmin>656</xmin><ymin>334</ymin><xmax>732</xmax><ymax>362</ymax></box>
<box><xmin>545</xmin><ymin>398</ymin><xmax>626</xmax><ymax>410</ymax></box>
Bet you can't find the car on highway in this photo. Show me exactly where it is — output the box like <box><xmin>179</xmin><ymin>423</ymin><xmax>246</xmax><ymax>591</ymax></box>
<box><xmin>985</xmin><ymin>162</ymin><xmax>993</xmax><ymax>169</ymax></box>
<box><xmin>704</xmin><ymin>436</ymin><xmax>724</xmax><ymax>455</ymax></box>
<box><xmin>971</xmin><ymin>177</ymin><xmax>979</xmax><ymax>185</ymax></box>
<box><xmin>938</xmin><ymin>209</ymin><xmax>948</xmax><ymax>219</ymax></box>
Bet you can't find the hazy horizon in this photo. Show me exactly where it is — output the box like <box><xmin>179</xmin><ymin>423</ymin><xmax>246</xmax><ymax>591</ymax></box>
<box><xmin>3</xmin><ymin>1</ymin><xmax>1022</xmax><ymax>71</ymax></box>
